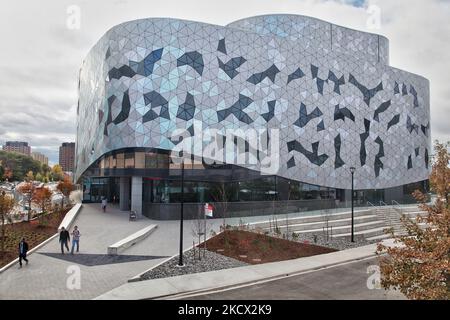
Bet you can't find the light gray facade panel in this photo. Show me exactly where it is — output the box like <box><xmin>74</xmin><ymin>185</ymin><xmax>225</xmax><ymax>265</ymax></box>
<box><xmin>76</xmin><ymin>15</ymin><xmax>431</xmax><ymax>190</ymax></box>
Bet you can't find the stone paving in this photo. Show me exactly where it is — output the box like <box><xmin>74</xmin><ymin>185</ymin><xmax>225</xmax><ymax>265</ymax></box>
<box><xmin>0</xmin><ymin>203</ymin><xmax>224</xmax><ymax>300</ymax></box>
<box><xmin>0</xmin><ymin>204</ymin><xmax>394</xmax><ymax>300</ymax></box>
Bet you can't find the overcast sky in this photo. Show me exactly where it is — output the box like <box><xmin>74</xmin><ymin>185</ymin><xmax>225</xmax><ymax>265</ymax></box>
<box><xmin>0</xmin><ymin>0</ymin><xmax>448</xmax><ymax>165</ymax></box>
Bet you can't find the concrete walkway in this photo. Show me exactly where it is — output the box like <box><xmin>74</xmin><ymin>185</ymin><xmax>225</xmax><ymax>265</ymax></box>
<box><xmin>95</xmin><ymin>239</ymin><xmax>397</xmax><ymax>300</ymax></box>
<box><xmin>0</xmin><ymin>204</ymin><xmax>224</xmax><ymax>300</ymax></box>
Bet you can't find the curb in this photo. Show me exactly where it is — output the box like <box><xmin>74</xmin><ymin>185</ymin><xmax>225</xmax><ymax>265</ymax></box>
<box><xmin>0</xmin><ymin>204</ymin><xmax>82</xmax><ymax>274</ymax></box>
<box><xmin>164</xmin><ymin>253</ymin><xmax>379</xmax><ymax>300</ymax></box>
<box><xmin>96</xmin><ymin>239</ymin><xmax>397</xmax><ymax>300</ymax></box>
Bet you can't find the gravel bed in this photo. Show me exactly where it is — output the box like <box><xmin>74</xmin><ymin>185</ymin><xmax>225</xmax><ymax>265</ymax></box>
<box><xmin>140</xmin><ymin>248</ymin><xmax>248</xmax><ymax>281</ymax></box>
<box><xmin>287</xmin><ymin>232</ymin><xmax>380</xmax><ymax>250</ymax></box>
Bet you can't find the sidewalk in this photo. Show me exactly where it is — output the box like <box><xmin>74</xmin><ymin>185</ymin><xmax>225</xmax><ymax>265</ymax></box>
<box><xmin>95</xmin><ymin>239</ymin><xmax>396</xmax><ymax>300</ymax></box>
<box><xmin>0</xmin><ymin>203</ymin><xmax>221</xmax><ymax>300</ymax></box>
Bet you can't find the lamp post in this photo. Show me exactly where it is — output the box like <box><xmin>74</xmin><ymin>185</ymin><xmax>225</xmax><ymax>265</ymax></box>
<box><xmin>178</xmin><ymin>156</ymin><xmax>185</xmax><ymax>267</ymax></box>
<box><xmin>349</xmin><ymin>166</ymin><xmax>356</xmax><ymax>243</ymax></box>
<box><xmin>178</xmin><ymin>159</ymin><xmax>185</xmax><ymax>266</ymax></box>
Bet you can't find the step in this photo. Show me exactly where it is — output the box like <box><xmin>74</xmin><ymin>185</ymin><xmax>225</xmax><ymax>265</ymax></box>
<box><xmin>397</xmin><ymin>206</ymin><xmax>422</xmax><ymax>212</ymax></box>
<box><xmin>107</xmin><ymin>224</ymin><xmax>158</xmax><ymax>255</ymax></box>
<box><xmin>265</xmin><ymin>214</ymin><xmax>380</xmax><ymax>232</ymax></box>
<box><xmin>293</xmin><ymin>220</ymin><xmax>385</xmax><ymax>236</ymax></box>
<box><xmin>366</xmin><ymin>233</ymin><xmax>392</xmax><ymax>241</ymax></box>
<box><xmin>399</xmin><ymin>211</ymin><xmax>426</xmax><ymax>217</ymax></box>
<box><xmin>331</xmin><ymin>226</ymin><xmax>388</xmax><ymax>239</ymax></box>
<box><xmin>249</xmin><ymin>209</ymin><xmax>374</xmax><ymax>229</ymax></box>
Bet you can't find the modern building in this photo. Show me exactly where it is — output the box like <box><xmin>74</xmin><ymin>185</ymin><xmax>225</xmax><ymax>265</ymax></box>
<box><xmin>2</xmin><ymin>141</ymin><xmax>31</xmax><ymax>156</ymax></box>
<box><xmin>59</xmin><ymin>142</ymin><xmax>75</xmax><ymax>172</ymax></box>
<box><xmin>75</xmin><ymin>15</ymin><xmax>431</xmax><ymax>220</ymax></box>
<box><xmin>31</xmin><ymin>152</ymin><xmax>49</xmax><ymax>165</ymax></box>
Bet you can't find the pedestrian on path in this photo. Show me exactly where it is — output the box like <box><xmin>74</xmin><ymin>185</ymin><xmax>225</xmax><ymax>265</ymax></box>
<box><xmin>71</xmin><ymin>226</ymin><xmax>81</xmax><ymax>254</ymax></box>
<box><xmin>101</xmin><ymin>197</ymin><xmax>107</xmax><ymax>212</ymax></box>
<box><xmin>59</xmin><ymin>227</ymin><xmax>70</xmax><ymax>254</ymax></box>
<box><xmin>18</xmin><ymin>238</ymin><xmax>29</xmax><ymax>268</ymax></box>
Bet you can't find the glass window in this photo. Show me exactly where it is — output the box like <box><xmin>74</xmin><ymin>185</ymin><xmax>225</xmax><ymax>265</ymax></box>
<box><xmin>153</xmin><ymin>180</ymin><xmax>169</xmax><ymax>203</ymax></box>
<box><xmin>109</xmin><ymin>155</ymin><xmax>116</xmax><ymax>168</ymax></box>
<box><xmin>158</xmin><ymin>154</ymin><xmax>169</xmax><ymax>168</ymax></box>
<box><xmin>183</xmin><ymin>181</ymin><xmax>199</xmax><ymax>203</ymax></box>
<box><xmin>116</xmin><ymin>153</ymin><xmax>124</xmax><ymax>168</ymax></box>
<box><xmin>125</xmin><ymin>152</ymin><xmax>134</xmax><ymax>168</ymax></box>
<box><xmin>135</xmin><ymin>152</ymin><xmax>145</xmax><ymax>169</ymax></box>
<box><xmin>99</xmin><ymin>158</ymin><xmax>105</xmax><ymax>169</ymax></box>
<box><xmin>145</xmin><ymin>152</ymin><xmax>157</xmax><ymax>168</ymax></box>
<box><xmin>104</xmin><ymin>156</ymin><xmax>110</xmax><ymax>169</ymax></box>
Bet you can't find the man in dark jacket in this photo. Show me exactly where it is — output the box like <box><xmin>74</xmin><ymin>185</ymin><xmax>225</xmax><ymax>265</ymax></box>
<box><xmin>59</xmin><ymin>227</ymin><xmax>70</xmax><ymax>254</ymax></box>
<box><xmin>18</xmin><ymin>238</ymin><xmax>29</xmax><ymax>268</ymax></box>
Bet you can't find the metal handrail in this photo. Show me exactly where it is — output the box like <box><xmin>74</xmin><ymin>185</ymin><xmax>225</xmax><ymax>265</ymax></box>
<box><xmin>367</xmin><ymin>201</ymin><xmax>375</xmax><ymax>207</ymax></box>
<box><xmin>391</xmin><ymin>200</ymin><xmax>401</xmax><ymax>206</ymax></box>
<box><xmin>377</xmin><ymin>200</ymin><xmax>392</xmax><ymax>228</ymax></box>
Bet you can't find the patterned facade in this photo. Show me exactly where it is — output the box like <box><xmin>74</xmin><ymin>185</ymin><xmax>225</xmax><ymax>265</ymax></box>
<box><xmin>76</xmin><ymin>15</ymin><xmax>430</xmax><ymax>192</ymax></box>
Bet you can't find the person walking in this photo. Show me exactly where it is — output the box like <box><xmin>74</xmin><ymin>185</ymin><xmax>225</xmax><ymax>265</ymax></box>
<box><xmin>59</xmin><ymin>227</ymin><xmax>70</xmax><ymax>254</ymax></box>
<box><xmin>101</xmin><ymin>197</ymin><xmax>107</xmax><ymax>212</ymax></box>
<box><xmin>70</xmin><ymin>226</ymin><xmax>81</xmax><ymax>254</ymax></box>
<box><xmin>18</xmin><ymin>238</ymin><xmax>29</xmax><ymax>268</ymax></box>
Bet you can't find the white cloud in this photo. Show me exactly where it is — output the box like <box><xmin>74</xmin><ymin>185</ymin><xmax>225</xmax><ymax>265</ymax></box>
<box><xmin>0</xmin><ymin>0</ymin><xmax>448</xmax><ymax>164</ymax></box>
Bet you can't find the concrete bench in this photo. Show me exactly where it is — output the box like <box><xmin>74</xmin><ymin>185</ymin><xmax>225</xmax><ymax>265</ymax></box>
<box><xmin>107</xmin><ymin>224</ymin><xmax>158</xmax><ymax>255</ymax></box>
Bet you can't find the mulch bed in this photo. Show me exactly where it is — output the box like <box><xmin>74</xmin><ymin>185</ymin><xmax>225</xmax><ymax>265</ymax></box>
<box><xmin>202</xmin><ymin>230</ymin><xmax>338</xmax><ymax>264</ymax></box>
<box><xmin>0</xmin><ymin>209</ymin><xmax>69</xmax><ymax>268</ymax></box>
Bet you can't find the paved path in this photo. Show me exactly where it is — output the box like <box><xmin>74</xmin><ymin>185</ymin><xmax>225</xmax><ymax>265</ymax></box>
<box><xmin>185</xmin><ymin>257</ymin><xmax>405</xmax><ymax>300</ymax></box>
<box><xmin>0</xmin><ymin>204</ymin><xmax>224</xmax><ymax>300</ymax></box>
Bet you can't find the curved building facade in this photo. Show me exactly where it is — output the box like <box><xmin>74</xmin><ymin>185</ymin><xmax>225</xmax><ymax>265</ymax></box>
<box><xmin>76</xmin><ymin>15</ymin><xmax>430</xmax><ymax>219</ymax></box>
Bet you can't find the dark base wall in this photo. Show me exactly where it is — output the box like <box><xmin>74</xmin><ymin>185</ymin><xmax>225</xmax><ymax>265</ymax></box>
<box><xmin>142</xmin><ymin>199</ymin><xmax>337</xmax><ymax>220</ymax></box>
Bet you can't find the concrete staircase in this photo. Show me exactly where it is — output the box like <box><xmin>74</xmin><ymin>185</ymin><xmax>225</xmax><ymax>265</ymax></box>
<box><xmin>249</xmin><ymin>204</ymin><xmax>427</xmax><ymax>242</ymax></box>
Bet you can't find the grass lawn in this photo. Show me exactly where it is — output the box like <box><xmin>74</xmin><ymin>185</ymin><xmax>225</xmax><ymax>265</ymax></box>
<box><xmin>0</xmin><ymin>208</ymin><xmax>69</xmax><ymax>268</ymax></box>
<box><xmin>202</xmin><ymin>229</ymin><xmax>337</xmax><ymax>264</ymax></box>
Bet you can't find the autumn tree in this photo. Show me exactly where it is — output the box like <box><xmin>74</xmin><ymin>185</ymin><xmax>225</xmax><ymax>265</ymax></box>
<box><xmin>25</xmin><ymin>170</ymin><xmax>34</xmax><ymax>182</ymax></box>
<box><xmin>0</xmin><ymin>150</ymin><xmax>41</xmax><ymax>181</ymax></box>
<box><xmin>35</xmin><ymin>173</ymin><xmax>43</xmax><ymax>182</ymax></box>
<box><xmin>32</xmin><ymin>187</ymin><xmax>53</xmax><ymax>223</ymax></box>
<box><xmin>50</xmin><ymin>164</ymin><xmax>64</xmax><ymax>181</ymax></box>
<box><xmin>3</xmin><ymin>167</ymin><xmax>13</xmax><ymax>181</ymax></box>
<box><xmin>0</xmin><ymin>160</ymin><xmax>4</xmax><ymax>181</ymax></box>
<box><xmin>56</xmin><ymin>177</ymin><xmax>75</xmax><ymax>208</ymax></box>
<box><xmin>17</xmin><ymin>182</ymin><xmax>35</xmax><ymax>221</ymax></box>
<box><xmin>376</xmin><ymin>141</ymin><xmax>450</xmax><ymax>300</ymax></box>
<box><xmin>0</xmin><ymin>191</ymin><xmax>16</xmax><ymax>252</ymax></box>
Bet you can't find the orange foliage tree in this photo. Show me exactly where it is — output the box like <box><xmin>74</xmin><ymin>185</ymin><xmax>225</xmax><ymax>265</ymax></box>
<box><xmin>376</xmin><ymin>141</ymin><xmax>450</xmax><ymax>300</ymax></box>
<box><xmin>32</xmin><ymin>187</ymin><xmax>53</xmax><ymax>223</ymax></box>
<box><xmin>56</xmin><ymin>177</ymin><xmax>75</xmax><ymax>208</ymax></box>
<box><xmin>3</xmin><ymin>167</ymin><xmax>13</xmax><ymax>181</ymax></box>
<box><xmin>0</xmin><ymin>191</ymin><xmax>16</xmax><ymax>252</ymax></box>
<box><xmin>17</xmin><ymin>182</ymin><xmax>35</xmax><ymax>221</ymax></box>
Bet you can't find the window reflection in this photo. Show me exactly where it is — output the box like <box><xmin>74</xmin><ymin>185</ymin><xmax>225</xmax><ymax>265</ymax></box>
<box><xmin>135</xmin><ymin>152</ymin><xmax>145</xmax><ymax>168</ymax></box>
<box><xmin>116</xmin><ymin>153</ymin><xmax>124</xmax><ymax>168</ymax></box>
<box><xmin>124</xmin><ymin>152</ymin><xmax>134</xmax><ymax>168</ymax></box>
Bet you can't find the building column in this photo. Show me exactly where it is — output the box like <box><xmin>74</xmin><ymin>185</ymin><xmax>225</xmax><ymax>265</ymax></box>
<box><xmin>119</xmin><ymin>177</ymin><xmax>130</xmax><ymax>211</ymax></box>
<box><xmin>131</xmin><ymin>176</ymin><xmax>143</xmax><ymax>218</ymax></box>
